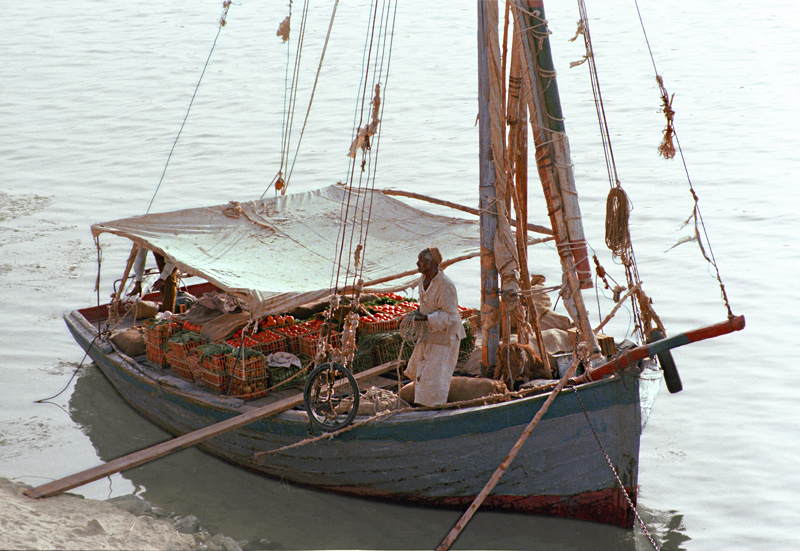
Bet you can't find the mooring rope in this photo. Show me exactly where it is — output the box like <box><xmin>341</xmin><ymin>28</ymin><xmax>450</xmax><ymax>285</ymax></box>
<box><xmin>573</xmin><ymin>386</ymin><xmax>662</xmax><ymax>550</ymax></box>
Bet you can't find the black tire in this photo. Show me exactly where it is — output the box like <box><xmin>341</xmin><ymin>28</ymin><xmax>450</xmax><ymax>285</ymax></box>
<box><xmin>649</xmin><ymin>329</ymin><xmax>683</xmax><ymax>394</ymax></box>
<box><xmin>303</xmin><ymin>362</ymin><xmax>360</xmax><ymax>432</ymax></box>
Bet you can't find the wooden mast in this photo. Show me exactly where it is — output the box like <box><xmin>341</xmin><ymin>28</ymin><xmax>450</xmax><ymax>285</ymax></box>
<box><xmin>477</xmin><ymin>0</ymin><xmax>501</xmax><ymax>373</ymax></box>
<box><xmin>511</xmin><ymin>0</ymin><xmax>600</xmax><ymax>357</ymax></box>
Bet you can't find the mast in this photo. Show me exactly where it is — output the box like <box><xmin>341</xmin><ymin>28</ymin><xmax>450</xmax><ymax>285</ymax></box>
<box><xmin>510</xmin><ymin>0</ymin><xmax>601</xmax><ymax>357</ymax></box>
<box><xmin>477</xmin><ymin>0</ymin><xmax>501</xmax><ymax>373</ymax></box>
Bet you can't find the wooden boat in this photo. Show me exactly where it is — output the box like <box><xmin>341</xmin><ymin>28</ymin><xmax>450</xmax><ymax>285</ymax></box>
<box><xmin>65</xmin><ymin>291</ymin><xmax>661</xmax><ymax>528</ymax></box>
<box><xmin>52</xmin><ymin>0</ymin><xmax>745</xmax><ymax>531</ymax></box>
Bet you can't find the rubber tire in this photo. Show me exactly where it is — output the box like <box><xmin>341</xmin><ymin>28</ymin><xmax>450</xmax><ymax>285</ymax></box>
<box><xmin>303</xmin><ymin>362</ymin><xmax>360</xmax><ymax>432</ymax></box>
<box><xmin>649</xmin><ymin>329</ymin><xmax>683</xmax><ymax>394</ymax></box>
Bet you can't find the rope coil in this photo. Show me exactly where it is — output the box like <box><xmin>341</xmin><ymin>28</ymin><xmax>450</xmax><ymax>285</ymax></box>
<box><xmin>605</xmin><ymin>187</ymin><xmax>631</xmax><ymax>259</ymax></box>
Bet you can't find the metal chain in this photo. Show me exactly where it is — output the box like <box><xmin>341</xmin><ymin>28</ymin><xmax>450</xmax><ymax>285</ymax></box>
<box><xmin>572</xmin><ymin>386</ymin><xmax>661</xmax><ymax>551</ymax></box>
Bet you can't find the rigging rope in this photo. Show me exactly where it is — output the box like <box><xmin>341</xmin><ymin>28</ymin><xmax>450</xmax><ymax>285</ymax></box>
<box><xmin>279</xmin><ymin>1</ymin><xmax>309</xmax><ymax>194</ymax></box>
<box><xmin>605</xmin><ymin>187</ymin><xmax>631</xmax><ymax>259</ymax></box>
<box><xmin>573</xmin><ymin>0</ymin><xmax>646</xmax><ymax>341</ymax></box>
<box><xmin>329</xmin><ymin>0</ymin><xmax>397</xmax><ymax>307</ymax></box>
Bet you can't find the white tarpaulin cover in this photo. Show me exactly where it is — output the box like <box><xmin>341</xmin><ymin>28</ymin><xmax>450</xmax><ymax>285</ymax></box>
<box><xmin>92</xmin><ymin>185</ymin><xmax>479</xmax><ymax>317</ymax></box>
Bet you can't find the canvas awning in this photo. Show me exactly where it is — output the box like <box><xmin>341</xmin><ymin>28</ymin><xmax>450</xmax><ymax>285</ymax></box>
<box><xmin>92</xmin><ymin>185</ymin><xmax>480</xmax><ymax>317</ymax></box>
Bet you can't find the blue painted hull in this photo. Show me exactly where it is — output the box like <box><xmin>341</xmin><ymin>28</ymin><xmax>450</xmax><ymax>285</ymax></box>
<box><xmin>67</xmin><ymin>309</ymin><xmax>654</xmax><ymax>527</ymax></box>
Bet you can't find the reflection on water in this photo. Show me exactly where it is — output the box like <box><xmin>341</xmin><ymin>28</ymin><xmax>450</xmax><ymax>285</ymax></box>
<box><xmin>69</xmin><ymin>364</ymin><xmax>689</xmax><ymax>550</ymax></box>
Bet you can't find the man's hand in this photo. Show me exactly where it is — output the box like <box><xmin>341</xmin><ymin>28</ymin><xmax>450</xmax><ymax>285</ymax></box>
<box><xmin>153</xmin><ymin>278</ymin><xmax>165</xmax><ymax>292</ymax></box>
<box><xmin>126</xmin><ymin>281</ymin><xmax>143</xmax><ymax>297</ymax></box>
<box><xmin>414</xmin><ymin>310</ymin><xmax>428</xmax><ymax>321</ymax></box>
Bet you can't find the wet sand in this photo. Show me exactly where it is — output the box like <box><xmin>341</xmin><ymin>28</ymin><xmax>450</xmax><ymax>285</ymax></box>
<box><xmin>0</xmin><ymin>478</ymin><xmax>250</xmax><ymax>551</ymax></box>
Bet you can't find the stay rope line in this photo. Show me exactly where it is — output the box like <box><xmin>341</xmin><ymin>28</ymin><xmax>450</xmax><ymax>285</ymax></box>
<box><xmin>146</xmin><ymin>1</ymin><xmax>233</xmax><ymax>215</ymax></box>
<box><xmin>632</xmin><ymin>0</ymin><xmax>734</xmax><ymax>317</ymax></box>
<box><xmin>279</xmin><ymin>1</ymin><xmax>309</xmax><ymax>193</ymax></box>
<box><xmin>353</xmin><ymin>1</ymin><xmax>397</xmax><ymax>289</ymax></box>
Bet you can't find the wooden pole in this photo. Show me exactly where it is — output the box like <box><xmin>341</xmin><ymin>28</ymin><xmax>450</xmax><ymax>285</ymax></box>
<box><xmin>511</xmin><ymin>0</ymin><xmax>601</xmax><ymax>358</ymax></box>
<box><xmin>23</xmin><ymin>361</ymin><xmax>403</xmax><ymax>500</ymax></box>
<box><xmin>573</xmin><ymin>315</ymin><xmax>746</xmax><ymax>385</ymax></box>
<box><xmin>377</xmin><ymin>188</ymin><xmax>553</xmax><ymax>236</ymax></box>
<box><xmin>437</xmin><ymin>363</ymin><xmax>577</xmax><ymax>551</ymax></box>
<box><xmin>477</xmin><ymin>0</ymin><xmax>501</xmax><ymax>374</ymax></box>
<box><xmin>437</xmin><ymin>314</ymin><xmax>745</xmax><ymax>550</ymax></box>
<box><xmin>506</xmin><ymin>31</ymin><xmax>549</xmax><ymax>360</ymax></box>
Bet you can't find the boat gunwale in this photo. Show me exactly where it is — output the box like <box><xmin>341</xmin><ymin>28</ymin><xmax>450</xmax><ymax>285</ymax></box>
<box><xmin>65</xmin><ymin>306</ymin><xmax>637</xmax><ymax>434</ymax></box>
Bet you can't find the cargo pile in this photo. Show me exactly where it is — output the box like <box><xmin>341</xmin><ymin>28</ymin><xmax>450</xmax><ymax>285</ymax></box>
<box><xmin>139</xmin><ymin>292</ymin><xmax>476</xmax><ymax>400</ymax></box>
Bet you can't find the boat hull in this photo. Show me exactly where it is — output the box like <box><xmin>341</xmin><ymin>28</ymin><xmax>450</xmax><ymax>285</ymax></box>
<box><xmin>66</xmin><ymin>310</ymin><xmax>643</xmax><ymax>528</ymax></box>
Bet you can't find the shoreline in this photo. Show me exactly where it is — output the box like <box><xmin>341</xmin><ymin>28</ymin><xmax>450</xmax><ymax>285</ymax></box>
<box><xmin>0</xmin><ymin>477</ymin><xmax>259</xmax><ymax>551</ymax></box>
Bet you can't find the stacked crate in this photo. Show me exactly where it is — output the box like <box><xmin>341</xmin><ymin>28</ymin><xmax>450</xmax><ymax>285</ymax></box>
<box><xmin>143</xmin><ymin>319</ymin><xmax>177</xmax><ymax>368</ymax></box>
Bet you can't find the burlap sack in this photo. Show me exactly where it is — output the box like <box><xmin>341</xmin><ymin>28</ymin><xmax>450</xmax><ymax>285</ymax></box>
<box><xmin>399</xmin><ymin>376</ymin><xmax>507</xmax><ymax>405</ymax></box>
<box><xmin>199</xmin><ymin>312</ymin><xmax>250</xmax><ymax>343</ymax></box>
<box><xmin>124</xmin><ymin>300</ymin><xmax>160</xmax><ymax>322</ymax></box>
<box><xmin>110</xmin><ymin>327</ymin><xmax>147</xmax><ymax>357</ymax></box>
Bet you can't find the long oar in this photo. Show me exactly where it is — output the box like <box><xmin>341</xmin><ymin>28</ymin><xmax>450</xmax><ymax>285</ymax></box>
<box><xmin>24</xmin><ymin>361</ymin><xmax>401</xmax><ymax>500</ymax></box>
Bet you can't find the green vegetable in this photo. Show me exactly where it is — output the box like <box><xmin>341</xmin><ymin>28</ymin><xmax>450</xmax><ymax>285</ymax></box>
<box><xmin>197</xmin><ymin>343</ymin><xmax>233</xmax><ymax>359</ymax></box>
<box><xmin>168</xmin><ymin>330</ymin><xmax>203</xmax><ymax>344</ymax></box>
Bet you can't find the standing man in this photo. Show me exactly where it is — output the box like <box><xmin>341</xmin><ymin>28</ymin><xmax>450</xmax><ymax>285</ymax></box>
<box><xmin>127</xmin><ymin>248</ymin><xmax>178</xmax><ymax>313</ymax></box>
<box><xmin>404</xmin><ymin>247</ymin><xmax>466</xmax><ymax>406</ymax></box>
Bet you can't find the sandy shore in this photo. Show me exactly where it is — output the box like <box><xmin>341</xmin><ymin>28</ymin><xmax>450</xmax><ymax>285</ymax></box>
<box><xmin>0</xmin><ymin>478</ymin><xmax>248</xmax><ymax>551</ymax></box>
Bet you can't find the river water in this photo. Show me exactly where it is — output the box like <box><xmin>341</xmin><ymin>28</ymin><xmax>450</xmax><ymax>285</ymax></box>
<box><xmin>1</xmin><ymin>1</ymin><xmax>798</xmax><ymax>549</ymax></box>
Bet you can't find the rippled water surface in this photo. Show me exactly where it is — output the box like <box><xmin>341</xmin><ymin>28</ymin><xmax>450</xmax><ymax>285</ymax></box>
<box><xmin>1</xmin><ymin>1</ymin><xmax>798</xmax><ymax>549</ymax></box>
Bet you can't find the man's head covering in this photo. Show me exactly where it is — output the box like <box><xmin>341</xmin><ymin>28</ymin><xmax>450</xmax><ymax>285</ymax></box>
<box><xmin>424</xmin><ymin>247</ymin><xmax>443</xmax><ymax>267</ymax></box>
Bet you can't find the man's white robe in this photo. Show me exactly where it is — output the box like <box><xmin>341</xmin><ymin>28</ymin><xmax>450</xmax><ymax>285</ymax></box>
<box><xmin>404</xmin><ymin>270</ymin><xmax>466</xmax><ymax>406</ymax></box>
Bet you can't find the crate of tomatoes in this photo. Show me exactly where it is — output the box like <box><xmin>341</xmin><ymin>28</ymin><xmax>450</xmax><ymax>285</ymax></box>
<box><xmin>299</xmin><ymin>330</ymin><xmax>339</xmax><ymax>357</ymax></box>
<box><xmin>272</xmin><ymin>318</ymin><xmax>321</xmax><ymax>354</ymax></box>
<box><xmin>249</xmin><ymin>329</ymin><xmax>286</xmax><ymax>355</ymax></box>
<box><xmin>166</xmin><ymin>350</ymin><xmax>195</xmax><ymax>381</ymax></box>
<box><xmin>227</xmin><ymin>348</ymin><xmax>267</xmax><ymax>380</ymax></box>
<box><xmin>143</xmin><ymin>318</ymin><xmax>178</xmax><ymax>368</ymax></box>
<box><xmin>167</xmin><ymin>330</ymin><xmax>204</xmax><ymax>359</ymax></box>
<box><xmin>359</xmin><ymin>311</ymin><xmax>401</xmax><ymax>335</ymax></box>
<box><xmin>227</xmin><ymin>348</ymin><xmax>271</xmax><ymax>399</ymax></box>
<box><xmin>225</xmin><ymin>328</ymin><xmax>283</xmax><ymax>355</ymax></box>
<box><xmin>197</xmin><ymin>343</ymin><xmax>233</xmax><ymax>393</ymax></box>
<box><xmin>458</xmin><ymin>305</ymin><xmax>475</xmax><ymax>319</ymax></box>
